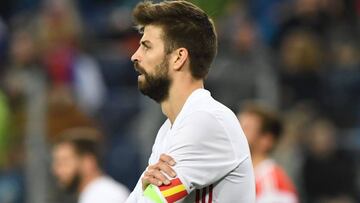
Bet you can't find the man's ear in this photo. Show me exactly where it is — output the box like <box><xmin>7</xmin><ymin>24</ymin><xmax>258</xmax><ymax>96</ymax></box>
<box><xmin>171</xmin><ymin>48</ymin><xmax>188</xmax><ymax>71</ymax></box>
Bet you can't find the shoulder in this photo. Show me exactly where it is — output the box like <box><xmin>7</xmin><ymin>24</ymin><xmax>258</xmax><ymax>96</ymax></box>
<box><xmin>175</xmin><ymin>110</ymin><xmax>225</xmax><ymax>138</ymax></box>
<box><xmin>172</xmin><ymin>105</ymin><xmax>249</xmax><ymax>151</ymax></box>
<box><xmin>97</xmin><ymin>176</ymin><xmax>130</xmax><ymax>194</ymax></box>
<box><xmin>183</xmin><ymin>93</ymin><xmax>240</xmax><ymax>129</ymax></box>
<box><xmin>183</xmin><ymin>110</ymin><xmax>221</xmax><ymax>125</ymax></box>
<box><xmin>80</xmin><ymin>176</ymin><xmax>129</xmax><ymax>203</ymax></box>
<box><xmin>169</xmin><ymin>110</ymin><xmax>237</xmax><ymax>157</ymax></box>
<box><xmin>176</xmin><ymin>106</ymin><xmax>245</xmax><ymax>143</ymax></box>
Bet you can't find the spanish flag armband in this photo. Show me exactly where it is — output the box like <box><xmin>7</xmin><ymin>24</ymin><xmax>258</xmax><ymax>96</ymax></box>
<box><xmin>144</xmin><ymin>178</ymin><xmax>188</xmax><ymax>203</ymax></box>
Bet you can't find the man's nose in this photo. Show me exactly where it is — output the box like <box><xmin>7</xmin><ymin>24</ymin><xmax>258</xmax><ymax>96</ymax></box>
<box><xmin>131</xmin><ymin>47</ymin><xmax>140</xmax><ymax>62</ymax></box>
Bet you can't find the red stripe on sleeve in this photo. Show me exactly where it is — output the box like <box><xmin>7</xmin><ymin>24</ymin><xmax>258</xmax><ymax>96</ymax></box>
<box><xmin>159</xmin><ymin>178</ymin><xmax>182</xmax><ymax>191</ymax></box>
<box><xmin>196</xmin><ymin>189</ymin><xmax>200</xmax><ymax>203</ymax></box>
<box><xmin>201</xmin><ymin>187</ymin><xmax>207</xmax><ymax>203</ymax></box>
<box><xmin>208</xmin><ymin>185</ymin><xmax>213</xmax><ymax>203</ymax></box>
<box><xmin>165</xmin><ymin>190</ymin><xmax>188</xmax><ymax>203</ymax></box>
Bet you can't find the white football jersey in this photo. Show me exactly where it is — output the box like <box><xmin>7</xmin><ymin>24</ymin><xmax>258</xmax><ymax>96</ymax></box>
<box><xmin>126</xmin><ymin>89</ymin><xmax>255</xmax><ymax>203</ymax></box>
<box><xmin>79</xmin><ymin>176</ymin><xmax>129</xmax><ymax>203</ymax></box>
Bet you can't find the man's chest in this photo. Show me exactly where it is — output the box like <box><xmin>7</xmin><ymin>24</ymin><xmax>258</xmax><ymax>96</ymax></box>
<box><xmin>149</xmin><ymin>127</ymin><xmax>174</xmax><ymax>164</ymax></box>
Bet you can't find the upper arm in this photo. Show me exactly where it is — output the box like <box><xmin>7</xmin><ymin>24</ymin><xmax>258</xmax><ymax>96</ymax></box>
<box><xmin>133</xmin><ymin>112</ymin><xmax>242</xmax><ymax>203</ymax></box>
<box><xmin>167</xmin><ymin>111</ymin><xmax>239</xmax><ymax>192</ymax></box>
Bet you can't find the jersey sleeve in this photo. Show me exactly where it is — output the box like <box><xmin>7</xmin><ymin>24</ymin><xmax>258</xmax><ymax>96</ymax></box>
<box><xmin>140</xmin><ymin>111</ymin><xmax>240</xmax><ymax>202</ymax></box>
<box><xmin>169</xmin><ymin>111</ymin><xmax>240</xmax><ymax>190</ymax></box>
<box><xmin>127</xmin><ymin>111</ymin><xmax>242</xmax><ymax>203</ymax></box>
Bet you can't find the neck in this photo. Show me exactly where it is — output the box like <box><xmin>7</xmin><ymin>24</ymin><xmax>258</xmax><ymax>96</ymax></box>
<box><xmin>251</xmin><ymin>151</ymin><xmax>268</xmax><ymax>168</ymax></box>
<box><xmin>78</xmin><ymin>169</ymin><xmax>102</xmax><ymax>193</ymax></box>
<box><xmin>161</xmin><ymin>78</ymin><xmax>203</xmax><ymax>124</ymax></box>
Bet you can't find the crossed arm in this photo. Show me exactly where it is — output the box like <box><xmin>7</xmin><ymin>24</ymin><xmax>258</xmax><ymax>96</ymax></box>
<box><xmin>126</xmin><ymin>112</ymin><xmax>241</xmax><ymax>203</ymax></box>
<box><xmin>142</xmin><ymin>154</ymin><xmax>177</xmax><ymax>191</ymax></box>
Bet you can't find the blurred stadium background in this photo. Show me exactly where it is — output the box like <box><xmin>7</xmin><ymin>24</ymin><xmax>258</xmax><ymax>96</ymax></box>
<box><xmin>0</xmin><ymin>0</ymin><xmax>359</xmax><ymax>202</ymax></box>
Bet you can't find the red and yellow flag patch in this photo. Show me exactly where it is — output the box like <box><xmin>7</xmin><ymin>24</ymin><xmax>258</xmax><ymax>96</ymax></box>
<box><xmin>159</xmin><ymin>178</ymin><xmax>188</xmax><ymax>203</ymax></box>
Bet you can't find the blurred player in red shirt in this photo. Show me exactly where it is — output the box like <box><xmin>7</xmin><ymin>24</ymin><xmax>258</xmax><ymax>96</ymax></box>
<box><xmin>238</xmin><ymin>103</ymin><xmax>298</xmax><ymax>203</ymax></box>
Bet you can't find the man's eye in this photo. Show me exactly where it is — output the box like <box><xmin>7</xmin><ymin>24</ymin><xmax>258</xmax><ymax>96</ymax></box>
<box><xmin>140</xmin><ymin>43</ymin><xmax>149</xmax><ymax>50</ymax></box>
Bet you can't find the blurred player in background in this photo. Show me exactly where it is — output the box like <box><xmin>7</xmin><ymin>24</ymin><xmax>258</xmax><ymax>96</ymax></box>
<box><xmin>126</xmin><ymin>1</ymin><xmax>255</xmax><ymax>202</ymax></box>
<box><xmin>52</xmin><ymin>127</ymin><xmax>129</xmax><ymax>203</ymax></box>
<box><xmin>238</xmin><ymin>103</ymin><xmax>298</xmax><ymax>203</ymax></box>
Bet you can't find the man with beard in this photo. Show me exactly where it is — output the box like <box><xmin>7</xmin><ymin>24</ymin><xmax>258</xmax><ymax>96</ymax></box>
<box><xmin>52</xmin><ymin>127</ymin><xmax>129</xmax><ymax>203</ymax></box>
<box><xmin>237</xmin><ymin>103</ymin><xmax>298</xmax><ymax>203</ymax></box>
<box><xmin>125</xmin><ymin>1</ymin><xmax>255</xmax><ymax>203</ymax></box>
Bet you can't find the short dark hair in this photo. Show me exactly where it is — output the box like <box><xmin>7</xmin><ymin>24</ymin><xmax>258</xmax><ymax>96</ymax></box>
<box><xmin>54</xmin><ymin>127</ymin><xmax>103</xmax><ymax>165</ymax></box>
<box><xmin>133</xmin><ymin>0</ymin><xmax>217</xmax><ymax>79</ymax></box>
<box><xmin>240</xmin><ymin>103</ymin><xmax>283</xmax><ymax>141</ymax></box>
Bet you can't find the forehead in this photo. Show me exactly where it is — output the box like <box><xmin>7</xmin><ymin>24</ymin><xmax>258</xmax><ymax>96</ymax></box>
<box><xmin>54</xmin><ymin>143</ymin><xmax>76</xmax><ymax>156</ymax></box>
<box><xmin>240</xmin><ymin>112</ymin><xmax>262</xmax><ymax>124</ymax></box>
<box><xmin>141</xmin><ymin>25</ymin><xmax>165</xmax><ymax>44</ymax></box>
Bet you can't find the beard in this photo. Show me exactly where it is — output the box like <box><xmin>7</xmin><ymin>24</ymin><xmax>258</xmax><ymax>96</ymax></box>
<box><xmin>134</xmin><ymin>56</ymin><xmax>171</xmax><ymax>103</ymax></box>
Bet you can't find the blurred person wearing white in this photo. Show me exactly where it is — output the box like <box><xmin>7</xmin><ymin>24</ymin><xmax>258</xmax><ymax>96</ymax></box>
<box><xmin>125</xmin><ymin>1</ymin><xmax>255</xmax><ymax>202</ymax></box>
<box><xmin>52</xmin><ymin>127</ymin><xmax>129</xmax><ymax>203</ymax></box>
<box><xmin>238</xmin><ymin>103</ymin><xmax>298</xmax><ymax>203</ymax></box>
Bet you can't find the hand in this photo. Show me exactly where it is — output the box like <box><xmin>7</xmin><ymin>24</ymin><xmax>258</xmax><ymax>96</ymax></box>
<box><xmin>142</xmin><ymin>154</ymin><xmax>177</xmax><ymax>191</ymax></box>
